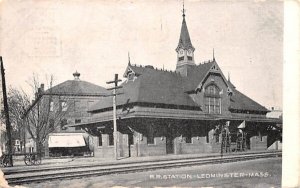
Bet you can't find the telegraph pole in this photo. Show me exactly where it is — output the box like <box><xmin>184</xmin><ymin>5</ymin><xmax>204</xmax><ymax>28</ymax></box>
<box><xmin>106</xmin><ymin>74</ymin><xmax>122</xmax><ymax>160</ymax></box>
<box><xmin>0</xmin><ymin>57</ymin><xmax>13</xmax><ymax>166</ymax></box>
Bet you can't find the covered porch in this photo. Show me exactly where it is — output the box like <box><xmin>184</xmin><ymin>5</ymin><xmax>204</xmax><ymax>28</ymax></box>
<box><xmin>70</xmin><ymin>113</ymin><xmax>282</xmax><ymax>158</ymax></box>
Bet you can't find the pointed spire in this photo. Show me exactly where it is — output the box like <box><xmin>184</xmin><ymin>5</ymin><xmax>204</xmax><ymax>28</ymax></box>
<box><xmin>176</xmin><ymin>1</ymin><xmax>194</xmax><ymax>52</ymax></box>
<box><xmin>182</xmin><ymin>0</ymin><xmax>185</xmax><ymax>17</ymax></box>
<box><xmin>128</xmin><ymin>52</ymin><xmax>131</xmax><ymax>65</ymax></box>
<box><xmin>213</xmin><ymin>48</ymin><xmax>215</xmax><ymax>61</ymax></box>
<box><xmin>228</xmin><ymin>72</ymin><xmax>231</xmax><ymax>82</ymax></box>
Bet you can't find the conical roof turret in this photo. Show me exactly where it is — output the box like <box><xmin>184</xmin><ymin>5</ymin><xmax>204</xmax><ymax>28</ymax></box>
<box><xmin>175</xmin><ymin>5</ymin><xmax>195</xmax><ymax>52</ymax></box>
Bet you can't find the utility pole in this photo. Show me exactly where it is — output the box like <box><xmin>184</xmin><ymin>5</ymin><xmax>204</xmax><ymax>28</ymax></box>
<box><xmin>0</xmin><ymin>57</ymin><xmax>13</xmax><ymax>166</ymax></box>
<box><xmin>106</xmin><ymin>74</ymin><xmax>122</xmax><ymax>160</ymax></box>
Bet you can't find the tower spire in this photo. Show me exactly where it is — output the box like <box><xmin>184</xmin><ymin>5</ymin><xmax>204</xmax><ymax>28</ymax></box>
<box><xmin>213</xmin><ymin>48</ymin><xmax>215</xmax><ymax>61</ymax></box>
<box><xmin>176</xmin><ymin>0</ymin><xmax>194</xmax><ymax>52</ymax></box>
<box><xmin>175</xmin><ymin>1</ymin><xmax>196</xmax><ymax>76</ymax></box>
<box><xmin>182</xmin><ymin>0</ymin><xmax>185</xmax><ymax>17</ymax></box>
<box><xmin>228</xmin><ymin>72</ymin><xmax>231</xmax><ymax>82</ymax></box>
<box><xmin>128</xmin><ymin>52</ymin><xmax>131</xmax><ymax>65</ymax></box>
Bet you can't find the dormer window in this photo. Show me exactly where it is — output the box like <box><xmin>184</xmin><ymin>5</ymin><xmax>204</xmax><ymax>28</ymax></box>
<box><xmin>227</xmin><ymin>87</ymin><xmax>233</xmax><ymax>96</ymax></box>
<box><xmin>128</xmin><ymin>72</ymin><xmax>135</xmax><ymax>81</ymax></box>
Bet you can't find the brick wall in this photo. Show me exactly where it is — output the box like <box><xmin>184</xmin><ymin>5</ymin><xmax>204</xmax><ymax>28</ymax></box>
<box><xmin>174</xmin><ymin>136</ymin><xmax>214</xmax><ymax>154</ymax></box>
<box><xmin>136</xmin><ymin>136</ymin><xmax>166</xmax><ymax>157</ymax></box>
<box><xmin>93</xmin><ymin>132</ymin><xmax>130</xmax><ymax>158</ymax></box>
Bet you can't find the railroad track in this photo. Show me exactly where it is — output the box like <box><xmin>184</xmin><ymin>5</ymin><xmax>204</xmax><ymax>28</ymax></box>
<box><xmin>5</xmin><ymin>151</ymin><xmax>281</xmax><ymax>185</ymax></box>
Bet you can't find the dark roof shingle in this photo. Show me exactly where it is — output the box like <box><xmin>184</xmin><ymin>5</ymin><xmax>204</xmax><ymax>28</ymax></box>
<box><xmin>176</xmin><ymin>17</ymin><xmax>194</xmax><ymax>51</ymax></box>
<box><xmin>89</xmin><ymin>65</ymin><xmax>198</xmax><ymax>111</ymax></box>
<box><xmin>89</xmin><ymin>63</ymin><xmax>269</xmax><ymax>113</ymax></box>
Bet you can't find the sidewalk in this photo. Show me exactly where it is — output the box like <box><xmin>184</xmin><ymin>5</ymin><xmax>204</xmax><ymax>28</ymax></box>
<box><xmin>3</xmin><ymin>149</ymin><xmax>281</xmax><ymax>172</ymax></box>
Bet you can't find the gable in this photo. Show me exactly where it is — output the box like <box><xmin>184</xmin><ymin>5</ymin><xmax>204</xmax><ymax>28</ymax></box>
<box><xmin>196</xmin><ymin>61</ymin><xmax>230</xmax><ymax>91</ymax></box>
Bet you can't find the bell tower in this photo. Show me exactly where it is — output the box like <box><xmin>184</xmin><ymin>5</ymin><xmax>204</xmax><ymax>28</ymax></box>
<box><xmin>175</xmin><ymin>2</ymin><xmax>196</xmax><ymax>76</ymax></box>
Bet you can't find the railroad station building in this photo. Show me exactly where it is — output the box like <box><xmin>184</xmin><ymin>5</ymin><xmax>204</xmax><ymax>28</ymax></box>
<box><xmin>72</xmin><ymin>9</ymin><xmax>282</xmax><ymax>158</ymax></box>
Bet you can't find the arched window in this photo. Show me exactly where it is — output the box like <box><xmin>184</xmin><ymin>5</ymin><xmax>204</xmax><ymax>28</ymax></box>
<box><xmin>204</xmin><ymin>84</ymin><xmax>221</xmax><ymax>114</ymax></box>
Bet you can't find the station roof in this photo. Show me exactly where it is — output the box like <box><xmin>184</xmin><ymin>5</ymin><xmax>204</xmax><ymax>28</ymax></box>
<box><xmin>44</xmin><ymin>80</ymin><xmax>109</xmax><ymax>96</ymax></box>
<box><xmin>89</xmin><ymin>62</ymin><xmax>269</xmax><ymax>113</ymax></box>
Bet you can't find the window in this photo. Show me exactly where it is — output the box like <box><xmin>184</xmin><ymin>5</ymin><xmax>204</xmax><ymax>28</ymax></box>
<box><xmin>75</xmin><ymin>119</ymin><xmax>81</xmax><ymax>124</ymax></box>
<box><xmin>128</xmin><ymin>72</ymin><xmax>135</xmax><ymax>81</ymax></box>
<box><xmin>178</xmin><ymin>56</ymin><xmax>184</xmax><ymax>61</ymax></box>
<box><xmin>108</xmin><ymin>133</ymin><xmax>114</xmax><ymax>146</ymax></box>
<box><xmin>204</xmin><ymin>84</ymin><xmax>221</xmax><ymax>114</ymax></box>
<box><xmin>147</xmin><ymin>125</ymin><xmax>155</xmax><ymax>144</ymax></box>
<box><xmin>60</xmin><ymin>101</ymin><xmax>68</xmax><ymax>112</ymax></box>
<box><xmin>60</xmin><ymin>119</ymin><xmax>67</xmax><ymax>130</ymax></box>
<box><xmin>187</xmin><ymin>56</ymin><xmax>193</xmax><ymax>60</ymax></box>
<box><xmin>98</xmin><ymin>135</ymin><xmax>102</xmax><ymax>146</ymax></box>
<box><xmin>50</xmin><ymin>101</ymin><xmax>54</xmax><ymax>112</ymax></box>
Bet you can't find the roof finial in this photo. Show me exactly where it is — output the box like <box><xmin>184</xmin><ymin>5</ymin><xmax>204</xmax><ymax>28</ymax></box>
<box><xmin>73</xmin><ymin>71</ymin><xmax>80</xmax><ymax>81</ymax></box>
<box><xmin>182</xmin><ymin>0</ymin><xmax>185</xmax><ymax>17</ymax></box>
<box><xmin>228</xmin><ymin>72</ymin><xmax>231</xmax><ymax>82</ymax></box>
<box><xmin>213</xmin><ymin>48</ymin><xmax>215</xmax><ymax>61</ymax></box>
<box><xmin>128</xmin><ymin>52</ymin><xmax>131</xmax><ymax>65</ymax></box>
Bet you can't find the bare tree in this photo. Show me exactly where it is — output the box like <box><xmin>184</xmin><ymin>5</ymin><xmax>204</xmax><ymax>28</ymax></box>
<box><xmin>9</xmin><ymin>74</ymin><xmax>71</xmax><ymax>153</ymax></box>
<box><xmin>5</xmin><ymin>87</ymin><xmax>31</xmax><ymax>152</ymax></box>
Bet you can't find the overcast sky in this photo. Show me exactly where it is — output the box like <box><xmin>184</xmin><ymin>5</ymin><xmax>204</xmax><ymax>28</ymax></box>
<box><xmin>0</xmin><ymin>0</ymin><xmax>283</xmax><ymax>109</ymax></box>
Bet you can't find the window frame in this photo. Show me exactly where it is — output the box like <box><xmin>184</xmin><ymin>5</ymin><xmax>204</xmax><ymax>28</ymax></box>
<box><xmin>49</xmin><ymin>101</ymin><xmax>54</xmax><ymax>112</ymax></box>
<box><xmin>204</xmin><ymin>84</ymin><xmax>222</xmax><ymax>114</ymax></box>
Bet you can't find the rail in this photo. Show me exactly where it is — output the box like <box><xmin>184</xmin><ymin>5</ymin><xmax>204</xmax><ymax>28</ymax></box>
<box><xmin>5</xmin><ymin>150</ymin><xmax>281</xmax><ymax>185</ymax></box>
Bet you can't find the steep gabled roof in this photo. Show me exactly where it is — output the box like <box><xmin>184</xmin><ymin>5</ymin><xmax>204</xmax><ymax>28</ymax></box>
<box><xmin>183</xmin><ymin>61</ymin><xmax>215</xmax><ymax>91</ymax></box>
<box><xmin>89</xmin><ymin>63</ymin><xmax>269</xmax><ymax>114</ymax></box>
<box><xmin>45</xmin><ymin>80</ymin><xmax>109</xmax><ymax>96</ymax></box>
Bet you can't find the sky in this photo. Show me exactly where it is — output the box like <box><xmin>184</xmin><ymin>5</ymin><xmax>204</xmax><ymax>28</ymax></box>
<box><xmin>0</xmin><ymin>0</ymin><xmax>283</xmax><ymax>109</ymax></box>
